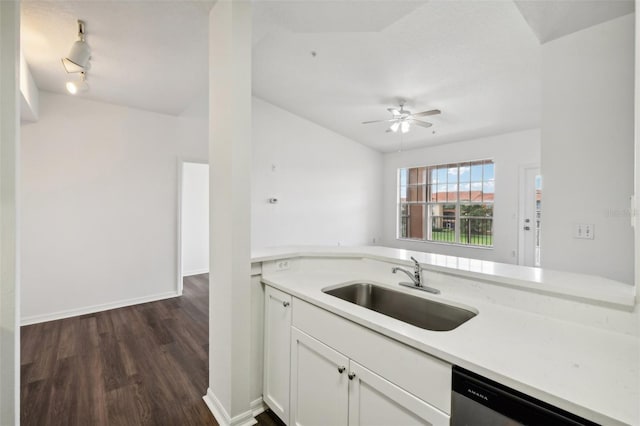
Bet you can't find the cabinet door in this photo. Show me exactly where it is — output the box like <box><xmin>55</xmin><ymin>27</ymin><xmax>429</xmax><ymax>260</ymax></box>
<box><xmin>263</xmin><ymin>286</ymin><xmax>293</xmax><ymax>424</ymax></box>
<box><xmin>348</xmin><ymin>361</ymin><xmax>450</xmax><ymax>426</ymax></box>
<box><xmin>290</xmin><ymin>328</ymin><xmax>349</xmax><ymax>426</ymax></box>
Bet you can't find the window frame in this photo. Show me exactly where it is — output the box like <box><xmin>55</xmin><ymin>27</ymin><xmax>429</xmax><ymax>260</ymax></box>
<box><xmin>397</xmin><ymin>159</ymin><xmax>495</xmax><ymax>248</ymax></box>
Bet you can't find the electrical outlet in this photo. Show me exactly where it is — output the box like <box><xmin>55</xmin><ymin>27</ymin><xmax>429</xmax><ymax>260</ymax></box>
<box><xmin>574</xmin><ymin>223</ymin><xmax>595</xmax><ymax>240</ymax></box>
<box><xmin>276</xmin><ymin>260</ymin><xmax>290</xmax><ymax>271</ymax></box>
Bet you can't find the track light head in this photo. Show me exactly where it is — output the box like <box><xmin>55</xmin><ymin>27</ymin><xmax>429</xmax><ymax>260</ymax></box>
<box><xmin>62</xmin><ymin>20</ymin><xmax>91</xmax><ymax>73</ymax></box>
<box><xmin>66</xmin><ymin>72</ymin><xmax>89</xmax><ymax>95</ymax></box>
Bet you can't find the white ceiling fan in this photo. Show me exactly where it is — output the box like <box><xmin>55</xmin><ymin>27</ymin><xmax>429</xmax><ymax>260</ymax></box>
<box><xmin>362</xmin><ymin>102</ymin><xmax>441</xmax><ymax>134</ymax></box>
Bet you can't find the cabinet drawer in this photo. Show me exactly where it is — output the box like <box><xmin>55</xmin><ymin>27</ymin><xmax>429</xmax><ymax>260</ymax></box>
<box><xmin>293</xmin><ymin>298</ymin><xmax>452</xmax><ymax>414</ymax></box>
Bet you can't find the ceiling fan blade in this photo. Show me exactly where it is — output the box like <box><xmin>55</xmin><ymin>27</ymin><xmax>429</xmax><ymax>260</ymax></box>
<box><xmin>387</xmin><ymin>107</ymin><xmax>401</xmax><ymax>117</ymax></box>
<box><xmin>362</xmin><ymin>119</ymin><xmax>397</xmax><ymax>124</ymax></box>
<box><xmin>410</xmin><ymin>119</ymin><xmax>433</xmax><ymax>128</ymax></box>
<box><xmin>412</xmin><ymin>109</ymin><xmax>441</xmax><ymax>118</ymax></box>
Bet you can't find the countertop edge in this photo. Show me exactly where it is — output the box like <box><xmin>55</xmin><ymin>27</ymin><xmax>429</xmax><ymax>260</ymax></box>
<box><xmin>251</xmin><ymin>246</ymin><xmax>636</xmax><ymax>309</ymax></box>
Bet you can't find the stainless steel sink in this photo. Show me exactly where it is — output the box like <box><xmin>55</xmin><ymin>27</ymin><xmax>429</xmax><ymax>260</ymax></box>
<box><xmin>323</xmin><ymin>282</ymin><xmax>476</xmax><ymax>331</ymax></box>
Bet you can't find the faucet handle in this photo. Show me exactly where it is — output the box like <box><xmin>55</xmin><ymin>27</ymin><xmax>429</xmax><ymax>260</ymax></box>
<box><xmin>409</xmin><ymin>256</ymin><xmax>422</xmax><ymax>282</ymax></box>
<box><xmin>410</xmin><ymin>256</ymin><xmax>421</xmax><ymax>271</ymax></box>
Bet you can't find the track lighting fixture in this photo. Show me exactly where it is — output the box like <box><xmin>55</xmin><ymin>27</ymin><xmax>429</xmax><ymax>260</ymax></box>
<box><xmin>66</xmin><ymin>72</ymin><xmax>89</xmax><ymax>95</ymax></box>
<box><xmin>62</xmin><ymin>20</ymin><xmax>91</xmax><ymax>74</ymax></box>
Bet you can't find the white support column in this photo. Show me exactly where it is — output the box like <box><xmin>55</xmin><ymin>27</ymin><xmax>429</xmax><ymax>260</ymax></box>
<box><xmin>204</xmin><ymin>1</ymin><xmax>254</xmax><ymax>426</ymax></box>
<box><xmin>635</xmin><ymin>0</ymin><xmax>640</xmax><ymax>296</ymax></box>
<box><xmin>0</xmin><ymin>1</ymin><xmax>21</xmax><ymax>425</ymax></box>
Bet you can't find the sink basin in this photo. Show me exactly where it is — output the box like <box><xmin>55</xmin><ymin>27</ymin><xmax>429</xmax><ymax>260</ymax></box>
<box><xmin>323</xmin><ymin>283</ymin><xmax>476</xmax><ymax>331</ymax></box>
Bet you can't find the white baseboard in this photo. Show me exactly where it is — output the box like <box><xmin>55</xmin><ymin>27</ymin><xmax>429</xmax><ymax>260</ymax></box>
<box><xmin>250</xmin><ymin>397</ymin><xmax>267</xmax><ymax>417</ymax></box>
<box><xmin>203</xmin><ymin>388</ymin><xmax>257</xmax><ymax>426</ymax></box>
<box><xmin>183</xmin><ymin>268</ymin><xmax>209</xmax><ymax>277</ymax></box>
<box><xmin>20</xmin><ymin>290</ymin><xmax>180</xmax><ymax>326</ymax></box>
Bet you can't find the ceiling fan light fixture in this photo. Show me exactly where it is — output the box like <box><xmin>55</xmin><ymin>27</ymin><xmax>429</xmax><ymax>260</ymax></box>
<box><xmin>363</xmin><ymin>102</ymin><xmax>441</xmax><ymax>135</ymax></box>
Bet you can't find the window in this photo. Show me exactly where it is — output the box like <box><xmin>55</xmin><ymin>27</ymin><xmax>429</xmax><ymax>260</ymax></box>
<box><xmin>398</xmin><ymin>160</ymin><xmax>494</xmax><ymax>247</ymax></box>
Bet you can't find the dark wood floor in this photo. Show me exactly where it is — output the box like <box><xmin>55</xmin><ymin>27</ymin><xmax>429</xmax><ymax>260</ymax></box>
<box><xmin>21</xmin><ymin>274</ymin><xmax>283</xmax><ymax>426</ymax></box>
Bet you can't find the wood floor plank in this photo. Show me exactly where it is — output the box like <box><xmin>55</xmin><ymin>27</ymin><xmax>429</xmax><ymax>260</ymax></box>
<box><xmin>46</xmin><ymin>356</ymin><xmax>79</xmax><ymax>426</ymax></box>
<box><xmin>55</xmin><ymin>318</ymin><xmax>79</xmax><ymax>360</ymax></box>
<box><xmin>20</xmin><ymin>379</ymin><xmax>52</xmax><ymax>426</ymax></box>
<box><xmin>98</xmin><ymin>331</ymin><xmax>129</xmax><ymax>392</ymax></box>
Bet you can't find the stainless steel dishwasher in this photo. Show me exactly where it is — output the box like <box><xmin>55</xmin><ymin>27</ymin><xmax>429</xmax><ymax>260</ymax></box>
<box><xmin>451</xmin><ymin>366</ymin><xmax>600</xmax><ymax>426</ymax></box>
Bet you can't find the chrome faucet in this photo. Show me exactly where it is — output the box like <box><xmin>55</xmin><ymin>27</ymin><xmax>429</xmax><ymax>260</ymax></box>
<box><xmin>392</xmin><ymin>256</ymin><xmax>440</xmax><ymax>294</ymax></box>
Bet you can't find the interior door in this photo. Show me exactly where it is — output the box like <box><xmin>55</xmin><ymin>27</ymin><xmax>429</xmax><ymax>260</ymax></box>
<box><xmin>519</xmin><ymin>167</ymin><xmax>542</xmax><ymax>267</ymax></box>
<box><xmin>290</xmin><ymin>328</ymin><xmax>349</xmax><ymax>426</ymax></box>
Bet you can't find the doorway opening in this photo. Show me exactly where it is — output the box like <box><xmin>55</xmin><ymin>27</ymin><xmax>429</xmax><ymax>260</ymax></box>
<box><xmin>179</xmin><ymin>161</ymin><xmax>210</xmax><ymax>293</ymax></box>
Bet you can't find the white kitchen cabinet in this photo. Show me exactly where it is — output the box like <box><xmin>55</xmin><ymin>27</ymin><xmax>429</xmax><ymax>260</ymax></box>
<box><xmin>263</xmin><ymin>285</ymin><xmax>293</xmax><ymax>424</ymax></box>
<box><xmin>290</xmin><ymin>328</ymin><xmax>349</xmax><ymax>426</ymax></box>
<box><xmin>290</xmin><ymin>328</ymin><xmax>449</xmax><ymax>426</ymax></box>
<box><xmin>348</xmin><ymin>360</ymin><xmax>449</xmax><ymax>426</ymax></box>
<box><xmin>263</xmin><ymin>286</ymin><xmax>451</xmax><ymax>426</ymax></box>
<box><xmin>293</xmin><ymin>298</ymin><xmax>452</xmax><ymax>414</ymax></box>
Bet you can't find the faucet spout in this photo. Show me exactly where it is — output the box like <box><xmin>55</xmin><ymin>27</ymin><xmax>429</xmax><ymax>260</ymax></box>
<box><xmin>391</xmin><ymin>259</ymin><xmax>441</xmax><ymax>295</ymax></box>
<box><xmin>391</xmin><ymin>267</ymin><xmax>419</xmax><ymax>286</ymax></box>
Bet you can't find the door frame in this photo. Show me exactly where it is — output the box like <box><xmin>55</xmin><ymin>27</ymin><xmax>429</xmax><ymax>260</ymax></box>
<box><xmin>177</xmin><ymin>158</ymin><xmax>209</xmax><ymax>295</ymax></box>
<box><xmin>518</xmin><ymin>164</ymin><xmax>540</xmax><ymax>266</ymax></box>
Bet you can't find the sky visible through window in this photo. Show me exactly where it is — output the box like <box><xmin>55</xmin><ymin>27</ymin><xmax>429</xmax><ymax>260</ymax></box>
<box><xmin>399</xmin><ymin>161</ymin><xmax>494</xmax><ymax>203</ymax></box>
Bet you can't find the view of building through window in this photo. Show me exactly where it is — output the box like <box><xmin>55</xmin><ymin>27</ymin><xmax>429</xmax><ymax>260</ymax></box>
<box><xmin>399</xmin><ymin>160</ymin><xmax>495</xmax><ymax>247</ymax></box>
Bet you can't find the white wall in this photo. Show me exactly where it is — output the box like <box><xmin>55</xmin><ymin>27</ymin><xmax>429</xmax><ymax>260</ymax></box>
<box><xmin>181</xmin><ymin>162</ymin><xmax>209</xmax><ymax>276</ymax></box>
<box><xmin>636</xmin><ymin>8</ymin><xmax>640</xmax><ymax>295</ymax></box>
<box><xmin>179</xmin><ymin>89</ymin><xmax>208</xmax><ymax>159</ymax></box>
<box><xmin>541</xmin><ymin>14</ymin><xmax>634</xmax><ymax>284</ymax></box>
<box><xmin>19</xmin><ymin>50</ymin><xmax>38</xmax><ymax>122</ymax></box>
<box><xmin>252</xmin><ymin>97</ymin><xmax>383</xmax><ymax>249</ymax></box>
<box><xmin>0</xmin><ymin>1</ymin><xmax>21</xmax><ymax>423</ymax></box>
<box><xmin>21</xmin><ymin>92</ymin><xmax>207</xmax><ymax>323</ymax></box>
<box><xmin>381</xmin><ymin>129</ymin><xmax>541</xmax><ymax>264</ymax></box>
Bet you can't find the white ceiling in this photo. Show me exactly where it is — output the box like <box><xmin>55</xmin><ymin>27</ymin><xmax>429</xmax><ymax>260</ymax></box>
<box><xmin>514</xmin><ymin>0</ymin><xmax>634</xmax><ymax>44</ymax></box>
<box><xmin>252</xmin><ymin>0</ymin><xmax>634</xmax><ymax>152</ymax></box>
<box><xmin>253</xmin><ymin>0</ymin><xmax>543</xmax><ymax>152</ymax></box>
<box><xmin>21</xmin><ymin>1</ymin><xmax>635</xmax><ymax>151</ymax></box>
<box><xmin>21</xmin><ymin>0</ymin><xmax>213</xmax><ymax>116</ymax></box>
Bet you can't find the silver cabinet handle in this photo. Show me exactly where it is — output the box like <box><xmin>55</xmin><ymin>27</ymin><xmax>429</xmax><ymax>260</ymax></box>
<box><xmin>282</xmin><ymin>301</ymin><xmax>290</xmax><ymax>307</ymax></box>
<box><xmin>348</xmin><ymin>373</ymin><xmax>356</xmax><ymax>380</ymax></box>
<box><xmin>337</xmin><ymin>366</ymin><xmax>346</xmax><ymax>374</ymax></box>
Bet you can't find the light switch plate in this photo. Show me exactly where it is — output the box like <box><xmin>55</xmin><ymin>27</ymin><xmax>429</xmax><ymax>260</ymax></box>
<box><xmin>574</xmin><ymin>223</ymin><xmax>595</xmax><ymax>240</ymax></box>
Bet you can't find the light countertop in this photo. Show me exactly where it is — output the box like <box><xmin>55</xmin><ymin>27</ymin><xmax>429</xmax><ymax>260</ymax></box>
<box><xmin>252</xmin><ymin>245</ymin><xmax>636</xmax><ymax>308</ymax></box>
<box><xmin>255</xmin><ymin>248</ymin><xmax>639</xmax><ymax>426</ymax></box>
